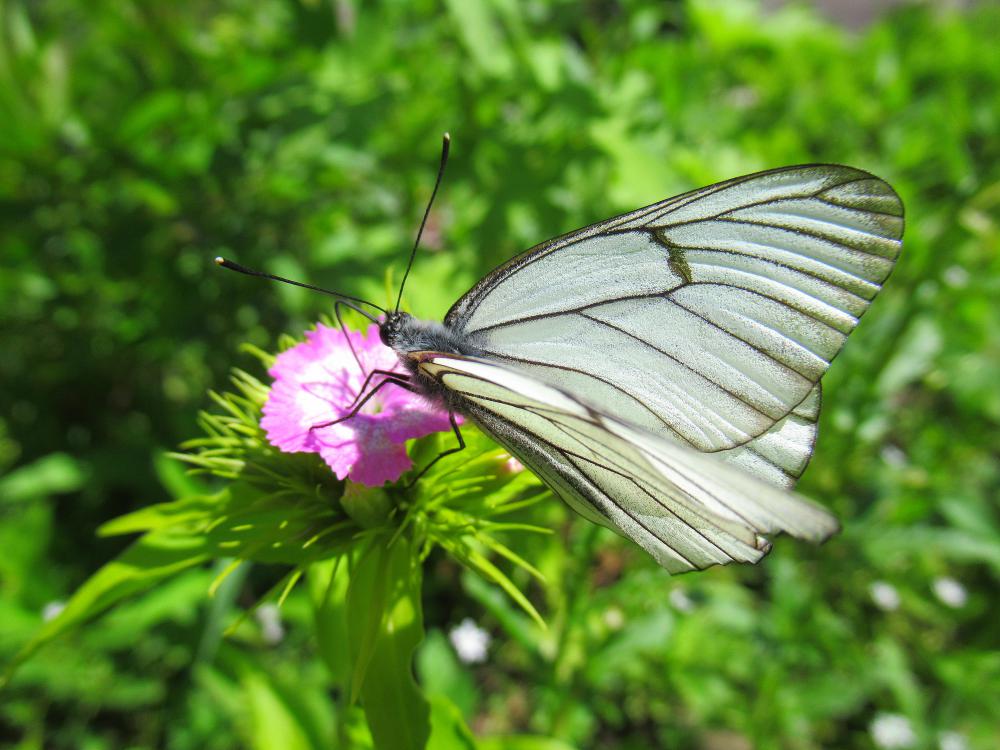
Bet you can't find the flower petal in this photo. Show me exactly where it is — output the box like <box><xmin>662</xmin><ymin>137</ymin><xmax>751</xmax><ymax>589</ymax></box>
<box><xmin>261</xmin><ymin>322</ymin><xmax>458</xmax><ymax>487</ymax></box>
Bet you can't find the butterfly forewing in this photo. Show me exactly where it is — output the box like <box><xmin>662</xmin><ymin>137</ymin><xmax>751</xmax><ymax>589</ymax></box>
<box><xmin>446</xmin><ymin>165</ymin><xmax>902</xmax><ymax>454</ymax></box>
<box><xmin>417</xmin><ymin>354</ymin><xmax>839</xmax><ymax>574</ymax></box>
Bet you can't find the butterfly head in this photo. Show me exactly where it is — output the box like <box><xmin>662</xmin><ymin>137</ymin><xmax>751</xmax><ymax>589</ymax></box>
<box><xmin>379</xmin><ymin>311</ymin><xmax>414</xmax><ymax>350</ymax></box>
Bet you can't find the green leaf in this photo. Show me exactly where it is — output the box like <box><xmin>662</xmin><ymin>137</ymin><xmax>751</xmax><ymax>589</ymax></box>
<box><xmin>874</xmin><ymin>637</ymin><xmax>927</xmax><ymax>722</ymax></box>
<box><xmin>195</xmin><ymin>558</ymin><xmax>250</xmax><ymax>665</ymax></box>
<box><xmin>98</xmin><ymin>493</ymin><xmax>223</xmax><ymax>536</ymax></box>
<box><xmin>458</xmin><ymin>547</ymin><xmax>545</xmax><ymax>630</ymax></box>
<box><xmin>3</xmin><ymin>531</ymin><xmax>209</xmax><ymax>684</ymax></box>
<box><xmin>442</xmin><ymin>0</ymin><xmax>514</xmax><ymax>77</ymax></box>
<box><xmin>349</xmin><ymin>536</ymin><xmax>431</xmax><ymax>750</ymax></box>
<box><xmin>308</xmin><ymin>557</ymin><xmax>352</xmax><ymax>684</ymax></box>
<box><xmin>417</xmin><ymin>630</ymin><xmax>479</xmax><ymax>718</ymax></box>
<box><xmin>476</xmin><ymin>736</ymin><xmax>580</xmax><ymax>750</ymax></box>
<box><xmin>153</xmin><ymin>450</ymin><xmax>210</xmax><ymax>499</ymax></box>
<box><xmin>862</xmin><ymin>526</ymin><xmax>1000</xmax><ymax>574</ymax></box>
<box><xmin>347</xmin><ymin>541</ymin><xmax>393</xmax><ymax>704</ymax></box>
<box><xmin>0</xmin><ymin>452</ymin><xmax>85</xmax><ymax>503</ymax></box>
<box><xmin>461</xmin><ymin>571</ymin><xmax>546</xmax><ymax>657</ymax></box>
<box><xmin>215</xmin><ymin>646</ymin><xmax>336</xmax><ymax>750</ymax></box>
<box><xmin>243</xmin><ymin>670</ymin><xmax>324</xmax><ymax>750</ymax></box>
<box><xmin>427</xmin><ymin>694</ymin><xmax>477</xmax><ymax>750</ymax></box>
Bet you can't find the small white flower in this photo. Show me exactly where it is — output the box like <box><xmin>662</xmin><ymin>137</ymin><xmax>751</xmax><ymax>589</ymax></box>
<box><xmin>449</xmin><ymin>618</ymin><xmax>490</xmax><ymax>664</ymax></box>
<box><xmin>41</xmin><ymin>601</ymin><xmax>66</xmax><ymax>622</ymax></box>
<box><xmin>933</xmin><ymin>577</ymin><xmax>967</xmax><ymax>609</ymax></box>
<box><xmin>869</xmin><ymin>581</ymin><xmax>901</xmax><ymax>611</ymax></box>
<box><xmin>602</xmin><ymin>607</ymin><xmax>625</xmax><ymax>630</ymax></box>
<box><xmin>668</xmin><ymin>587</ymin><xmax>694</xmax><ymax>613</ymax></box>
<box><xmin>870</xmin><ymin>713</ymin><xmax>917</xmax><ymax>749</ymax></box>
<box><xmin>255</xmin><ymin>603</ymin><xmax>285</xmax><ymax>645</ymax></box>
<box><xmin>726</xmin><ymin>85</ymin><xmax>760</xmax><ymax>109</ymax></box>
<box><xmin>880</xmin><ymin>445</ymin><xmax>907</xmax><ymax>468</ymax></box>
<box><xmin>942</xmin><ymin>265</ymin><xmax>969</xmax><ymax>288</ymax></box>
<box><xmin>938</xmin><ymin>731</ymin><xmax>968</xmax><ymax>750</ymax></box>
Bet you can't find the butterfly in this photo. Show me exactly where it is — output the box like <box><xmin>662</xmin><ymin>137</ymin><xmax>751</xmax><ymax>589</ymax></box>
<box><xmin>219</xmin><ymin>134</ymin><xmax>903</xmax><ymax>573</ymax></box>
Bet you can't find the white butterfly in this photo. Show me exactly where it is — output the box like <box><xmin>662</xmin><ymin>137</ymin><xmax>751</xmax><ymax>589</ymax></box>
<box><xmin>221</xmin><ymin>140</ymin><xmax>903</xmax><ymax>573</ymax></box>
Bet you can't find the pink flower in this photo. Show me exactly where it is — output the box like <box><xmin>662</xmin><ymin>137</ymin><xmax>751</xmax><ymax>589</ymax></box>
<box><xmin>261</xmin><ymin>323</ymin><xmax>455</xmax><ymax>486</ymax></box>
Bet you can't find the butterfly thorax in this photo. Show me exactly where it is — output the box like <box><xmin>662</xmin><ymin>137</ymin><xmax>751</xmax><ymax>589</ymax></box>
<box><xmin>381</xmin><ymin>311</ymin><xmax>475</xmax><ymax>360</ymax></box>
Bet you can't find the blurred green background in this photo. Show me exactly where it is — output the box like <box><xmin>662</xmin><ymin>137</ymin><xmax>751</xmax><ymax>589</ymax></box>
<box><xmin>2</xmin><ymin>0</ymin><xmax>998</xmax><ymax>748</ymax></box>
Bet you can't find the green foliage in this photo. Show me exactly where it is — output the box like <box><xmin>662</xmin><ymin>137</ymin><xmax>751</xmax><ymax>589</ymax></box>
<box><xmin>2</xmin><ymin>341</ymin><xmax>549</xmax><ymax>746</ymax></box>
<box><xmin>2</xmin><ymin>0</ymin><xmax>999</xmax><ymax>748</ymax></box>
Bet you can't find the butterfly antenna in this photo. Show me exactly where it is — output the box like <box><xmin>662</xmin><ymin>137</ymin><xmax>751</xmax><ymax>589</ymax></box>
<box><xmin>214</xmin><ymin>257</ymin><xmax>386</xmax><ymax>322</ymax></box>
<box><xmin>395</xmin><ymin>132</ymin><xmax>450</xmax><ymax>313</ymax></box>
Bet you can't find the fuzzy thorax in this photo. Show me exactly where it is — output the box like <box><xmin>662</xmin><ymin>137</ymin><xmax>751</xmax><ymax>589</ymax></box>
<box><xmin>380</xmin><ymin>312</ymin><xmax>476</xmax><ymax>410</ymax></box>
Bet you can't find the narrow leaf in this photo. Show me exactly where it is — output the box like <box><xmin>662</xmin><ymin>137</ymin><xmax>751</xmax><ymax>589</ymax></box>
<box><xmin>4</xmin><ymin>531</ymin><xmax>209</xmax><ymax>684</ymax></box>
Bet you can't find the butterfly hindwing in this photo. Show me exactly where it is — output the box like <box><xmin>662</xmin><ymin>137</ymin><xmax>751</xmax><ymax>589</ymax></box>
<box><xmin>717</xmin><ymin>383</ymin><xmax>821</xmax><ymax>489</ymax></box>
<box><xmin>417</xmin><ymin>354</ymin><xmax>838</xmax><ymax>574</ymax></box>
<box><xmin>446</xmin><ymin>165</ymin><xmax>902</xmax><ymax>453</ymax></box>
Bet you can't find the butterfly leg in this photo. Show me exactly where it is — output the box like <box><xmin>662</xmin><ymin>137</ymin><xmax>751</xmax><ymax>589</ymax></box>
<box><xmin>405</xmin><ymin>411</ymin><xmax>465</xmax><ymax>487</ymax></box>
<box><xmin>347</xmin><ymin>368</ymin><xmax>406</xmax><ymax>409</ymax></box>
<box><xmin>310</xmin><ymin>375</ymin><xmax>414</xmax><ymax>430</ymax></box>
<box><xmin>330</xmin><ymin>302</ymin><xmax>411</xmax><ymax>410</ymax></box>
